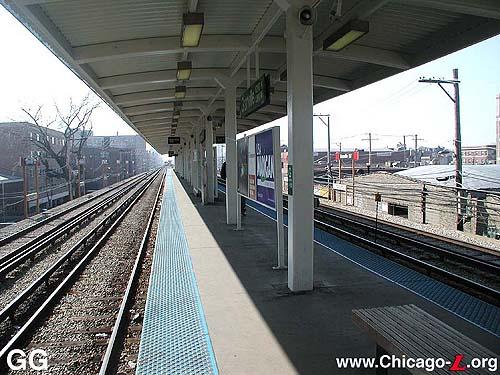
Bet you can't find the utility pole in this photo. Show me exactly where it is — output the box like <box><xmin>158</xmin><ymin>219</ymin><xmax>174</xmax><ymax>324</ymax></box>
<box><xmin>351</xmin><ymin>155</ymin><xmax>355</xmax><ymax>205</ymax></box>
<box><xmin>76</xmin><ymin>159</ymin><xmax>81</xmax><ymax>198</ymax></box>
<box><xmin>419</xmin><ymin>68</ymin><xmax>464</xmax><ymax>231</ymax></box>
<box><xmin>421</xmin><ymin>184</ymin><xmax>428</xmax><ymax>224</ymax></box>
<box><xmin>34</xmin><ymin>159</ymin><xmax>40</xmax><ymax>214</ymax></box>
<box><xmin>362</xmin><ymin>133</ymin><xmax>379</xmax><ymax>173</ymax></box>
<box><xmin>412</xmin><ymin>134</ymin><xmax>423</xmax><ymax>167</ymax></box>
<box><xmin>21</xmin><ymin>157</ymin><xmax>28</xmax><ymax>219</ymax></box>
<box><xmin>403</xmin><ymin>135</ymin><xmax>407</xmax><ymax>166</ymax></box>
<box><xmin>314</xmin><ymin>114</ymin><xmax>332</xmax><ymax>199</ymax></box>
<box><xmin>67</xmin><ymin>136</ymin><xmax>73</xmax><ymax>201</ymax></box>
<box><xmin>337</xmin><ymin>142</ymin><xmax>342</xmax><ymax>180</ymax></box>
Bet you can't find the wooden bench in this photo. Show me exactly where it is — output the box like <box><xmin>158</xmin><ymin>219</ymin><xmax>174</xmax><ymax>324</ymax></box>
<box><xmin>353</xmin><ymin>304</ymin><xmax>498</xmax><ymax>375</ymax></box>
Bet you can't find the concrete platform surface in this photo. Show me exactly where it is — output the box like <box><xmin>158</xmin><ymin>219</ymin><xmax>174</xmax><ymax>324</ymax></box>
<box><xmin>173</xmin><ymin>172</ymin><xmax>499</xmax><ymax>375</ymax></box>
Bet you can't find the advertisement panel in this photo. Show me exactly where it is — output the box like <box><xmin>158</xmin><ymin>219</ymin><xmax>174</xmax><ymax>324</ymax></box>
<box><xmin>237</xmin><ymin>137</ymin><xmax>248</xmax><ymax>196</ymax></box>
<box><xmin>255</xmin><ymin>129</ymin><xmax>275</xmax><ymax>208</ymax></box>
<box><xmin>248</xmin><ymin>135</ymin><xmax>256</xmax><ymax>200</ymax></box>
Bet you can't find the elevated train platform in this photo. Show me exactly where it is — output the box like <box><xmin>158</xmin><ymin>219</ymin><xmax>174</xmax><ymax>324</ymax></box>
<box><xmin>136</xmin><ymin>170</ymin><xmax>498</xmax><ymax>374</ymax></box>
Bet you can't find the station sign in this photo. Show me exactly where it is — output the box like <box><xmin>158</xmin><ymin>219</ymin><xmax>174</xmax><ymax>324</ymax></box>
<box><xmin>335</xmin><ymin>151</ymin><xmax>359</xmax><ymax>161</ymax></box>
<box><xmin>167</xmin><ymin>136</ymin><xmax>181</xmax><ymax>145</ymax></box>
<box><xmin>239</xmin><ymin>74</ymin><xmax>271</xmax><ymax>118</ymax></box>
<box><xmin>215</xmin><ymin>136</ymin><xmax>225</xmax><ymax>144</ymax></box>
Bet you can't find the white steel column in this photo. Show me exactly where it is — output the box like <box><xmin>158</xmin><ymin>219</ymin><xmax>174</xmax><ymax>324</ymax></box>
<box><xmin>206</xmin><ymin>118</ymin><xmax>215</xmax><ymax>203</ymax></box>
<box><xmin>197</xmin><ymin>123</ymin><xmax>205</xmax><ymax>203</ymax></box>
<box><xmin>225</xmin><ymin>85</ymin><xmax>238</xmax><ymax>224</ymax></box>
<box><xmin>191</xmin><ymin>138</ymin><xmax>196</xmax><ymax>188</ymax></box>
<box><xmin>193</xmin><ymin>132</ymin><xmax>200</xmax><ymax>195</ymax></box>
<box><xmin>286</xmin><ymin>2</ymin><xmax>314</xmax><ymax>292</ymax></box>
<box><xmin>213</xmin><ymin>145</ymin><xmax>219</xmax><ymax>199</ymax></box>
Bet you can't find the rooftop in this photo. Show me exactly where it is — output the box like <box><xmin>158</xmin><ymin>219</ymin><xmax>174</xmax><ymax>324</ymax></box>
<box><xmin>396</xmin><ymin>164</ymin><xmax>500</xmax><ymax>190</ymax></box>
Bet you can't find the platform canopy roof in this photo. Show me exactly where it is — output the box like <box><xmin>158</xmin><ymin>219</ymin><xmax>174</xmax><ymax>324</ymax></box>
<box><xmin>3</xmin><ymin>0</ymin><xmax>500</xmax><ymax>153</ymax></box>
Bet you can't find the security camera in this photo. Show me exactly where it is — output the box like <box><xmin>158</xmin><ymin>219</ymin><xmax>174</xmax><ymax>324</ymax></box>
<box><xmin>299</xmin><ymin>6</ymin><xmax>316</xmax><ymax>25</ymax></box>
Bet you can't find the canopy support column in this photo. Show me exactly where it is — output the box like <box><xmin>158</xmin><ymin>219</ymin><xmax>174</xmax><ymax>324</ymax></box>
<box><xmin>206</xmin><ymin>118</ymin><xmax>215</xmax><ymax>204</ymax></box>
<box><xmin>286</xmin><ymin>1</ymin><xmax>314</xmax><ymax>292</ymax></box>
<box><xmin>225</xmin><ymin>85</ymin><xmax>238</xmax><ymax>224</ymax></box>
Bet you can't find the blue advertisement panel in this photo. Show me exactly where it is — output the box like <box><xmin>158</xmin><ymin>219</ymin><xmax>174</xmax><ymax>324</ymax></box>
<box><xmin>255</xmin><ymin>129</ymin><xmax>275</xmax><ymax>208</ymax></box>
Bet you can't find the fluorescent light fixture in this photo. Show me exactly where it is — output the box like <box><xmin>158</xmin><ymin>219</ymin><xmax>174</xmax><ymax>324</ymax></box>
<box><xmin>177</xmin><ymin>61</ymin><xmax>192</xmax><ymax>81</ymax></box>
<box><xmin>182</xmin><ymin>12</ymin><xmax>204</xmax><ymax>47</ymax></box>
<box><xmin>323</xmin><ymin>20</ymin><xmax>369</xmax><ymax>51</ymax></box>
<box><xmin>175</xmin><ymin>86</ymin><xmax>186</xmax><ymax>99</ymax></box>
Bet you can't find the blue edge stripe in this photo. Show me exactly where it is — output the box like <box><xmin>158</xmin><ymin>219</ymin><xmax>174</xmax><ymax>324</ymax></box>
<box><xmin>219</xmin><ymin>184</ymin><xmax>500</xmax><ymax>338</ymax></box>
<box><xmin>136</xmin><ymin>171</ymin><xmax>219</xmax><ymax>375</ymax></box>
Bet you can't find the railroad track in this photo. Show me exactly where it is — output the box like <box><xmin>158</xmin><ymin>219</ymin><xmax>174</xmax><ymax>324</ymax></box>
<box><xmin>218</xmin><ymin>180</ymin><xmax>500</xmax><ymax>305</ymax></box>
<box><xmin>314</xmin><ymin>206</ymin><xmax>500</xmax><ymax>276</ymax></box>
<box><xmin>0</xmin><ymin>172</ymin><xmax>154</xmax><ymax>279</ymax></box>
<box><xmin>0</xmin><ymin>172</ymin><xmax>147</xmax><ymax>249</ymax></box>
<box><xmin>0</xmin><ymin>169</ymin><xmax>164</xmax><ymax>372</ymax></box>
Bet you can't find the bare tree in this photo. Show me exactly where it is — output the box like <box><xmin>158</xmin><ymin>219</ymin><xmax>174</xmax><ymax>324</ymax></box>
<box><xmin>22</xmin><ymin>94</ymin><xmax>99</xmax><ymax>201</ymax></box>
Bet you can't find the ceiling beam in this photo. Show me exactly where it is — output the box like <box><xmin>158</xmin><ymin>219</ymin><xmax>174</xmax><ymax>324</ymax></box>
<box><xmin>398</xmin><ymin>0</ymin><xmax>500</xmax><ymax>20</ymax></box>
<box><xmin>73</xmin><ymin>35</ymin><xmax>285</xmax><ymax>64</ymax></box>
<box><xmin>16</xmin><ymin>0</ymin><xmax>64</xmax><ymax>5</ymax></box>
<box><xmin>135</xmin><ymin>119</ymin><xmax>198</xmax><ymax>128</ymax></box>
<box><xmin>100</xmin><ymin>69</ymin><xmax>227</xmax><ymax>90</ymax></box>
<box><xmin>115</xmin><ymin>88</ymin><xmax>218</xmax><ymax>106</ymax></box>
<box><xmin>124</xmin><ymin>103</ymin><xmax>205</xmax><ymax>116</ymax></box>
<box><xmin>312</xmin><ymin>75</ymin><xmax>351</xmax><ymax>91</ymax></box>
<box><xmin>261</xmin><ymin>104</ymin><xmax>287</xmax><ymax>115</ymax></box>
<box><xmin>316</xmin><ymin>45</ymin><xmax>411</xmax><ymax>70</ymax></box>
<box><xmin>115</xmin><ymin>87</ymin><xmax>287</xmax><ymax>106</ymax></box>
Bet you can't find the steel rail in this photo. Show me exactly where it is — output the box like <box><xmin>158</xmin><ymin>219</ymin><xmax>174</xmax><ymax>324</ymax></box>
<box><xmin>0</xmin><ymin>169</ymin><xmax>163</xmax><ymax>367</ymax></box>
<box><xmin>99</xmin><ymin>171</ymin><xmax>164</xmax><ymax>375</ymax></box>
<box><xmin>0</xmin><ymin>170</ymin><xmax>160</xmax><ymax>327</ymax></box>
<box><xmin>0</xmin><ymin>172</ymin><xmax>146</xmax><ymax>248</ymax></box>
<box><xmin>314</xmin><ymin>207</ymin><xmax>500</xmax><ymax>275</ymax></box>
<box><xmin>311</xmin><ymin>217</ymin><xmax>500</xmax><ymax>304</ymax></box>
<box><xmin>312</xmin><ymin>179</ymin><xmax>498</xmax><ymax>256</ymax></box>
<box><xmin>0</xmin><ymin>172</ymin><xmax>154</xmax><ymax>278</ymax></box>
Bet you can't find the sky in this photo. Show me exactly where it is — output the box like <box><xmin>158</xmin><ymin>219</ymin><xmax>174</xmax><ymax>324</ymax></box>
<box><xmin>0</xmin><ymin>6</ymin><xmax>499</xmax><ymax>154</ymax></box>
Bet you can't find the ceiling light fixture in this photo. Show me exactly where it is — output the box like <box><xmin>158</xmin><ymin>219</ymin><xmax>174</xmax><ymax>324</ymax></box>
<box><xmin>175</xmin><ymin>86</ymin><xmax>186</xmax><ymax>99</ymax></box>
<box><xmin>323</xmin><ymin>20</ymin><xmax>369</xmax><ymax>51</ymax></box>
<box><xmin>181</xmin><ymin>12</ymin><xmax>204</xmax><ymax>47</ymax></box>
<box><xmin>177</xmin><ymin>61</ymin><xmax>192</xmax><ymax>81</ymax></box>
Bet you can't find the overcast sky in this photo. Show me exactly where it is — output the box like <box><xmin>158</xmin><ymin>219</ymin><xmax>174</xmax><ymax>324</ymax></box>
<box><xmin>0</xmin><ymin>6</ymin><xmax>499</xmax><ymax>154</ymax></box>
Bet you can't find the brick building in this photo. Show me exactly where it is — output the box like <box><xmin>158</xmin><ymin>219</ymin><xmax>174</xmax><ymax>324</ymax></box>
<box><xmin>461</xmin><ymin>145</ymin><xmax>496</xmax><ymax>165</ymax></box>
<box><xmin>0</xmin><ymin>122</ymin><xmax>69</xmax><ymax>219</ymax></box>
<box><xmin>328</xmin><ymin>165</ymin><xmax>500</xmax><ymax>238</ymax></box>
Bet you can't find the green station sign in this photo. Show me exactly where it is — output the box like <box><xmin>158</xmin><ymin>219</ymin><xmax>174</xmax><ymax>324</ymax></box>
<box><xmin>239</xmin><ymin>74</ymin><xmax>271</xmax><ymax>118</ymax></box>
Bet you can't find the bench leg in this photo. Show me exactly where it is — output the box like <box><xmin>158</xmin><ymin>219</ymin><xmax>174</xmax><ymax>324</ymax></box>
<box><xmin>376</xmin><ymin>345</ymin><xmax>388</xmax><ymax>375</ymax></box>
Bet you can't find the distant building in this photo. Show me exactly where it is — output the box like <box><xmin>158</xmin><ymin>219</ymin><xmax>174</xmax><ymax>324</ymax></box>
<box><xmin>0</xmin><ymin>122</ymin><xmax>69</xmax><ymax>220</ymax></box>
<box><xmin>496</xmin><ymin>94</ymin><xmax>500</xmax><ymax>164</ymax></box>
<box><xmin>82</xmin><ymin>135</ymin><xmax>162</xmax><ymax>190</ymax></box>
<box><xmin>85</xmin><ymin>135</ymin><xmax>149</xmax><ymax>175</ymax></box>
<box><xmin>461</xmin><ymin>145</ymin><xmax>496</xmax><ymax>165</ymax></box>
<box><xmin>326</xmin><ymin>165</ymin><xmax>500</xmax><ymax>239</ymax></box>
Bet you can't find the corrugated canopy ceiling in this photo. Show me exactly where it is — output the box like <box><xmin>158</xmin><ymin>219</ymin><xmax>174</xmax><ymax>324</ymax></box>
<box><xmin>2</xmin><ymin>0</ymin><xmax>500</xmax><ymax>153</ymax></box>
